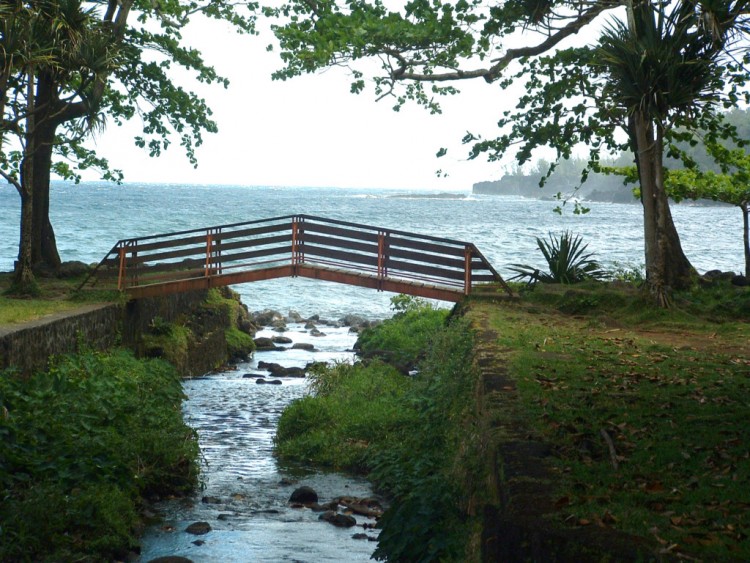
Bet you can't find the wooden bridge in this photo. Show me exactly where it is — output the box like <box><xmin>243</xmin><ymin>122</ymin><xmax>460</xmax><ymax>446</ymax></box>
<box><xmin>80</xmin><ymin>215</ymin><xmax>512</xmax><ymax>302</ymax></box>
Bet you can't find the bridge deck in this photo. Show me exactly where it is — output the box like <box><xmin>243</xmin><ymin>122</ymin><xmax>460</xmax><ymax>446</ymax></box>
<box><xmin>80</xmin><ymin>214</ymin><xmax>512</xmax><ymax>301</ymax></box>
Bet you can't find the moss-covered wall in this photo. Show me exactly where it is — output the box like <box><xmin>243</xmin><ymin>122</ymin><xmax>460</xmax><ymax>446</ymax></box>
<box><xmin>0</xmin><ymin>288</ymin><xmax>255</xmax><ymax>377</ymax></box>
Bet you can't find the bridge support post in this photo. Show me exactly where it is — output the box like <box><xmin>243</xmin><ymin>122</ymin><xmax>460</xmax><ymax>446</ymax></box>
<box><xmin>464</xmin><ymin>246</ymin><xmax>472</xmax><ymax>295</ymax></box>
<box><xmin>205</xmin><ymin>231</ymin><xmax>213</xmax><ymax>277</ymax></box>
<box><xmin>291</xmin><ymin>216</ymin><xmax>304</xmax><ymax>276</ymax></box>
<box><xmin>377</xmin><ymin>230</ymin><xmax>389</xmax><ymax>291</ymax></box>
<box><xmin>117</xmin><ymin>245</ymin><xmax>126</xmax><ymax>291</ymax></box>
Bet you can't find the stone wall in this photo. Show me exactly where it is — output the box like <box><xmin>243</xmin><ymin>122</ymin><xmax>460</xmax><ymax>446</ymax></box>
<box><xmin>0</xmin><ymin>289</ymin><xmax>245</xmax><ymax>377</ymax></box>
<box><xmin>0</xmin><ymin>304</ymin><xmax>122</xmax><ymax>375</ymax></box>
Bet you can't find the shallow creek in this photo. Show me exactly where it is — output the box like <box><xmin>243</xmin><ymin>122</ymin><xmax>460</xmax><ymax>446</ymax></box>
<box><xmin>138</xmin><ymin>323</ymin><xmax>380</xmax><ymax>562</ymax></box>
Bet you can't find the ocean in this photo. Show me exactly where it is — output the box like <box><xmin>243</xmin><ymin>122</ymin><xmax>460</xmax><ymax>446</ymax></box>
<box><xmin>0</xmin><ymin>182</ymin><xmax>744</xmax><ymax>318</ymax></box>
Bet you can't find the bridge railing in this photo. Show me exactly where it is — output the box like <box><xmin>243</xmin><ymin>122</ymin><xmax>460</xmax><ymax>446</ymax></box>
<box><xmin>81</xmin><ymin>214</ymin><xmax>512</xmax><ymax>298</ymax></box>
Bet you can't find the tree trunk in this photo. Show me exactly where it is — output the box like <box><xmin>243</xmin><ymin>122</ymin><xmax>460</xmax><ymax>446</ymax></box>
<box><xmin>632</xmin><ymin>110</ymin><xmax>695</xmax><ymax>305</ymax></box>
<box><xmin>31</xmin><ymin>124</ymin><xmax>61</xmax><ymax>273</ymax></box>
<box><xmin>13</xmin><ymin>70</ymin><xmax>37</xmax><ymax>295</ymax></box>
<box><xmin>742</xmin><ymin>202</ymin><xmax>749</xmax><ymax>278</ymax></box>
<box><xmin>14</xmin><ymin>179</ymin><xmax>36</xmax><ymax>294</ymax></box>
<box><xmin>30</xmin><ymin>70</ymin><xmax>62</xmax><ymax>273</ymax></box>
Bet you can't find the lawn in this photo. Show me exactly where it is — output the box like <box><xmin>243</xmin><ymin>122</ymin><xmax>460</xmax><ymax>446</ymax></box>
<box><xmin>471</xmin><ymin>281</ymin><xmax>750</xmax><ymax>560</ymax></box>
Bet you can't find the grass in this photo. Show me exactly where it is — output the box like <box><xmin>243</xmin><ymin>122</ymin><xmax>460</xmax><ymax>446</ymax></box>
<box><xmin>275</xmin><ymin>304</ymin><xmax>482</xmax><ymax>562</ymax></box>
<box><xmin>470</xmin><ymin>281</ymin><xmax>750</xmax><ymax>560</ymax></box>
<box><xmin>0</xmin><ymin>271</ymin><xmax>121</xmax><ymax>325</ymax></box>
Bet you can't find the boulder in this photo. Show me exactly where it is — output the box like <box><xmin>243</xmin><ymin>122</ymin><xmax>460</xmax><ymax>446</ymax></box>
<box><xmin>336</xmin><ymin>496</ymin><xmax>384</xmax><ymax>518</ymax></box>
<box><xmin>252</xmin><ymin>309</ymin><xmax>282</xmax><ymax>327</ymax></box>
<box><xmin>185</xmin><ymin>521</ymin><xmax>211</xmax><ymax>535</ymax></box>
<box><xmin>148</xmin><ymin>557</ymin><xmax>194</xmax><ymax>563</ymax></box>
<box><xmin>201</xmin><ymin>496</ymin><xmax>222</xmax><ymax>504</ymax></box>
<box><xmin>304</xmin><ymin>321</ymin><xmax>317</xmax><ymax>330</ymax></box>
<box><xmin>258</xmin><ymin>361</ymin><xmax>305</xmax><ymax>377</ymax></box>
<box><xmin>256</xmin><ymin>379</ymin><xmax>282</xmax><ymax>385</ymax></box>
<box><xmin>732</xmin><ymin>275</ymin><xmax>749</xmax><ymax>287</ymax></box>
<box><xmin>319</xmin><ymin>510</ymin><xmax>356</xmax><ymax>528</ymax></box>
<box><xmin>289</xmin><ymin>486</ymin><xmax>318</xmax><ymax>504</ymax></box>
<box><xmin>338</xmin><ymin>314</ymin><xmax>368</xmax><ymax>328</ymax></box>
<box><xmin>287</xmin><ymin>310</ymin><xmax>304</xmax><ymax>323</ymax></box>
<box><xmin>310</xmin><ymin>328</ymin><xmax>326</xmax><ymax>337</ymax></box>
<box><xmin>292</xmin><ymin>343</ymin><xmax>316</xmax><ymax>351</ymax></box>
<box><xmin>272</xmin><ymin>336</ymin><xmax>293</xmax><ymax>344</ymax></box>
<box><xmin>58</xmin><ymin>260</ymin><xmax>90</xmax><ymax>278</ymax></box>
<box><xmin>253</xmin><ymin>337</ymin><xmax>278</xmax><ymax>351</ymax></box>
<box><xmin>270</xmin><ymin>318</ymin><xmax>288</xmax><ymax>331</ymax></box>
<box><xmin>238</xmin><ymin>318</ymin><xmax>257</xmax><ymax>335</ymax></box>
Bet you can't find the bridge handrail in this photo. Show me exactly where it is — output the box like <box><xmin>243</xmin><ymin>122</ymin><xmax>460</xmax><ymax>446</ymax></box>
<box><xmin>78</xmin><ymin>214</ymin><xmax>513</xmax><ymax>298</ymax></box>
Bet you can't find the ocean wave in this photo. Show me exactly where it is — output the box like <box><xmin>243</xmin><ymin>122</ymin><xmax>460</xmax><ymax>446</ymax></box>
<box><xmin>386</xmin><ymin>192</ymin><xmax>470</xmax><ymax>200</ymax></box>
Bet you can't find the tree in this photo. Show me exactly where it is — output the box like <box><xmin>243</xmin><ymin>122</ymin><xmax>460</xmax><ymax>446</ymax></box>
<box><xmin>666</xmin><ymin>146</ymin><xmax>750</xmax><ymax>277</ymax></box>
<box><xmin>268</xmin><ymin>0</ymin><xmax>750</xmax><ymax>305</ymax></box>
<box><xmin>1</xmin><ymin>0</ymin><xmax>257</xmax><ymax>292</ymax></box>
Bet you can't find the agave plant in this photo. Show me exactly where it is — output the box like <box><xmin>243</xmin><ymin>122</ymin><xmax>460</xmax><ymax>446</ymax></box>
<box><xmin>509</xmin><ymin>231</ymin><xmax>606</xmax><ymax>284</ymax></box>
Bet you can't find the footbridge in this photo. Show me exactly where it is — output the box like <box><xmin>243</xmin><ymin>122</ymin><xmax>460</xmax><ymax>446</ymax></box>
<box><xmin>80</xmin><ymin>215</ymin><xmax>512</xmax><ymax>302</ymax></box>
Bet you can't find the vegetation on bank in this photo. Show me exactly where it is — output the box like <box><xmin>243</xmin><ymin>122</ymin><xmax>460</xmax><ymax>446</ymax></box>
<box><xmin>276</xmin><ymin>297</ymin><xmax>485</xmax><ymax>561</ymax></box>
<box><xmin>275</xmin><ymin>280</ymin><xmax>749</xmax><ymax>561</ymax></box>
<box><xmin>0</xmin><ymin>349</ymin><xmax>199</xmax><ymax>562</ymax></box>
<box><xmin>140</xmin><ymin>288</ymin><xmax>256</xmax><ymax>373</ymax></box>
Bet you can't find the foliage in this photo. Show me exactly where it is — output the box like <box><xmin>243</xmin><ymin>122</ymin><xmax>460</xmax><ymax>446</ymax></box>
<box><xmin>665</xmin><ymin>144</ymin><xmax>750</xmax><ymax>276</ymax></box>
<box><xmin>509</xmin><ymin>231</ymin><xmax>606</xmax><ymax>285</ymax></box>
<box><xmin>275</xmin><ymin>311</ymin><xmax>481</xmax><ymax>561</ymax></box>
<box><xmin>225</xmin><ymin>326</ymin><xmax>255</xmax><ymax>359</ymax></box>
<box><xmin>608</xmin><ymin>262</ymin><xmax>646</xmax><ymax>285</ymax></box>
<box><xmin>1</xmin><ymin>0</ymin><xmax>259</xmax><ymax>290</ymax></box>
<box><xmin>0</xmin><ymin>349</ymin><xmax>198</xmax><ymax>561</ymax></box>
<box><xmin>267</xmin><ymin>0</ymin><xmax>750</xmax><ymax>299</ymax></box>
<box><xmin>355</xmin><ymin>295</ymin><xmax>449</xmax><ymax>368</ymax></box>
<box><xmin>275</xmin><ymin>360</ymin><xmax>414</xmax><ymax>470</ymax></box>
<box><xmin>388</xmin><ymin>293</ymin><xmax>432</xmax><ymax>313</ymax></box>
<box><xmin>1</xmin><ymin>0</ymin><xmax>258</xmax><ymax>184</ymax></box>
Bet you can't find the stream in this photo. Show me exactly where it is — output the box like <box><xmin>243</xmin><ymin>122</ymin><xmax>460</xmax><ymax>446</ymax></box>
<box><xmin>138</xmin><ymin>321</ymin><xmax>381</xmax><ymax>562</ymax></box>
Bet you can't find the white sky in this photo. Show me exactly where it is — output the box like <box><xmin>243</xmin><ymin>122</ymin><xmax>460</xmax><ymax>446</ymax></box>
<box><xmin>84</xmin><ymin>18</ymin><xmax>523</xmax><ymax>191</ymax></box>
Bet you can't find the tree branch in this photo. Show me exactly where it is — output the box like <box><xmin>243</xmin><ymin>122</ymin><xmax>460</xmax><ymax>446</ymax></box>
<box><xmin>393</xmin><ymin>4</ymin><xmax>617</xmax><ymax>84</ymax></box>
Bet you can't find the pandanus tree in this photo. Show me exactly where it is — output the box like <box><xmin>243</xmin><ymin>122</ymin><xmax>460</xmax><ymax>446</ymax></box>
<box><xmin>268</xmin><ymin>0</ymin><xmax>750</xmax><ymax>305</ymax></box>
<box><xmin>1</xmin><ymin>0</ymin><xmax>114</xmax><ymax>292</ymax></box>
<box><xmin>1</xmin><ymin>0</ymin><xmax>257</xmax><ymax>293</ymax></box>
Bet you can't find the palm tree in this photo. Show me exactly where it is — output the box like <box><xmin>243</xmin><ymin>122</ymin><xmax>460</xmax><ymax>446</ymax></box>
<box><xmin>596</xmin><ymin>0</ymin><xmax>749</xmax><ymax>304</ymax></box>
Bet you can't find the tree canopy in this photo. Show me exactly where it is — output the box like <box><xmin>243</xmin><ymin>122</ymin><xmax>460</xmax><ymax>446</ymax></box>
<box><xmin>1</xmin><ymin>0</ymin><xmax>257</xmax><ymax>291</ymax></box>
<box><xmin>268</xmin><ymin>0</ymin><xmax>750</xmax><ymax>304</ymax></box>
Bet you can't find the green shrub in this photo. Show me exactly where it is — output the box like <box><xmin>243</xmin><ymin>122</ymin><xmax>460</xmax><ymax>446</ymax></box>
<box><xmin>225</xmin><ymin>326</ymin><xmax>256</xmax><ymax>358</ymax></box>
<box><xmin>355</xmin><ymin>296</ymin><xmax>449</xmax><ymax>368</ymax></box>
<box><xmin>275</xmin><ymin>361</ymin><xmax>413</xmax><ymax>470</ymax></box>
<box><xmin>275</xmin><ymin>312</ymin><xmax>480</xmax><ymax>562</ymax></box>
<box><xmin>0</xmin><ymin>349</ymin><xmax>198</xmax><ymax>561</ymax></box>
<box><xmin>509</xmin><ymin>231</ymin><xmax>606</xmax><ymax>284</ymax></box>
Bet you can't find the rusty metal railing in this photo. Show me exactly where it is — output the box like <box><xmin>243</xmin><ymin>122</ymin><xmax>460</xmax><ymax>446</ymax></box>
<box><xmin>79</xmin><ymin>214</ymin><xmax>512</xmax><ymax>301</ymax></box>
